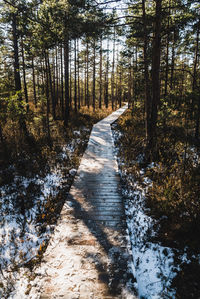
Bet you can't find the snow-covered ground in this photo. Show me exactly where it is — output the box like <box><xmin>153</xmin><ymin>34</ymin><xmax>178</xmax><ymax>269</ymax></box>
<box><xmin>111</xmin><ymin>124</ymin><xmax>180</xmax><ymax>299</ymax></box>
<box><xmin>0</xmin><ymin>130</ymin><xmax>89</xmax><ymax>298</ymax></box>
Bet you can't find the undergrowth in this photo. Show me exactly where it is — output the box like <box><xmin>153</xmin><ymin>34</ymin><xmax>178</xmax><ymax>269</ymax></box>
<box><xmin>115</xmin><ymin>101</ymin><xmax>200</xmax><ymax>297</ymax></box>
<box><xmin>116</xmin><ymin>102</ymin><xmax>200</xmax><ymax>250</ymax></box>
<box><xmin>0</xmin><ymin>103</ymin><xmax>115</xmax><ymax>297</ymax></box>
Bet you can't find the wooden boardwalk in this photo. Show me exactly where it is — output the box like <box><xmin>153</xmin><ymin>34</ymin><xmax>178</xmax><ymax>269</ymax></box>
<box><xmin>36</xmin><ymin>105</ymin><xmax>136</xmax><ymax>299</ymax></box>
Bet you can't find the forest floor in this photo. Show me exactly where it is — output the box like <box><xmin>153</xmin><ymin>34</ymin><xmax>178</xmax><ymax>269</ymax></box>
<box><xmin>0</xmin><ymin>105</ymin><xmax>116</xmax><ymax>298</ymax></box>
<box><xmin>1</xmin><ymin>103</ymin><xmax>200</xmax><ymax>298</ymax></box>
<box><xmin>111</xmin><ymin>103</ymin><xmax>200</xmax><ymax>299</ymax></box>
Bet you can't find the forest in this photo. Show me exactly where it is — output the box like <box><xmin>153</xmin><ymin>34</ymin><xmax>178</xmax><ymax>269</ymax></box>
<box><xmin>0</xmin><ymin>0</ymin><xmax>200</xmax><ymax>297</ymax></box>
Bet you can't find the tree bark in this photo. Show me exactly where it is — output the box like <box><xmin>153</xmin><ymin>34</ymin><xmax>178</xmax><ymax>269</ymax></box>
<box><xmin>149</xmin><ymin>0</ymin><xmax>162</xmax><ymax>153</ymax></box>
<box><xmin>60</xmin><ymin>44</ymin><xmax>64</xmax><ymax>118</ymax></box>
<box><xmin>111</xmin><ymin>28</ymin><xmax>116</xmax><ymax>110</ymax></box>
<box><xmin>99</xmin><ymin>36</ymin><xmax>103</xmax><ymax>109</ymax></box>
<box><xmin>105</xmin><ymin>39</ymin><xmax>109</xmax><ymax>108</ymax></box>
<box><xmin>21</xmin><ymin>39</ymin><xmax>29</xmax><ymax>111</ymax></box>
<box><xmin>170</xmin><ymin>30</ymin><xmax>175</xmax><ymax>90</ymax></box>
<box><xmin>164</xmin><ymin>15</ymin><xmax>170</xmax><ymax>97</ymax></box>
<box><xmin>47</xmin><ymin>54</ymin><xmax>56</xmax><ymax>120</ymax></box>
<box><xmin>44</xmin><ymin>51</ymin><xmax>51</xmax><ymax>141</ymax></box>
<box><xmin>92</xmin><ymin>39</ymin><xmax>96</xmax><ymax>111</ymax></box>
<box><xmin>12</xmin><ymin>12</ymin><xmax>28</xmax><ymax>135</ymax></box>
<box><xmin>142</xmin><ymin>0</ymin><xmax>152</xmax><ymax>145</ymax></box>
<box><xmin>77</xmin><ymin>39</ymin><xmax>81</xmax><ymax>110</ymax></box>
<box><xmin>86</xmin><ymin>41</ymin><xmax>89</xmax><ymax>108</ymax></box>
<box><xmin>64</xmin><ymin>22</ymin><xmax>70</xmax><ymax>126</ymax></box>
<box><xmin>194</xmin><ymin>22</ymin><xmax>200</xmax><ymax>139</ymax></box>
<box><xmin>32</xmin><ymin>56</ymin><xmax>37</xmax><ymax>108</ymax></box>
<box><xmin>74</xmin><ymin>39</ymin><xmax>77</xmax><ymax>112</ymax></box>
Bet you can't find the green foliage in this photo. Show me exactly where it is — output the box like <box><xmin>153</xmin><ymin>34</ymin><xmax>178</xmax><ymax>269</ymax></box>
<box><xmin>6</xmin><ymin>92</ymin><xmax>27</xmax><ymax>122</ymax></box>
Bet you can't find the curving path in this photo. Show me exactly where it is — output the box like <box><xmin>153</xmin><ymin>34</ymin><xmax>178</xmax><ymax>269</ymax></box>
<box><xmin>35</xmin><ymin>104</ymin><xmax>136</xmax><ymax>299</ymax></box>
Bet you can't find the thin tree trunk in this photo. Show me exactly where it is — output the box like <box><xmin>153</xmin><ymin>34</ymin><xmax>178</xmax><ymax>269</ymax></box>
<box><xmin>84</xmin><ymin>47</ymin><xmax>87</xmax><ymax>106</ymax></box>
<box><xmin>105</xmin><ymin>39</ymin><xmax>109</xmax><ymax>108</ymax></box>
<box><xmin>47</xmin><ymin>53</ymin><xmax>56</xmax><ymax>120</ymax></box>
<box><xmin>132</xmin><ymin>54</ymin><xmax>135</xmax><ymax>110</ymax></box>
<box><xmin>60</xmin><ymin>44</ymin><xmax>64</xmax><ymax>118</ymax></box>
<box><xmin>44</xmin><ymin>51</ymin><xmax>51</xmax><ymax>141</ymax></box>
<box><xmin>55</xmin><ymin>46</ymin><xmax>59</xmax><ymax>107</ymax></box>
<box><xmin>69</xmin><ymin>41</ymin><xmax>72</xmax><ymax>108</ymax></box>
<box><xmin>170</xmin><ymin>30</ymin><xmax>175</xmax><ymax>90</ymax></box>
<box><xmin>194</xmin><ymin>22</ymin><xmax>200</xmax><ymax>139</ymax></box>
<box><xmin>32</xmin><ymin>56</ymin><xmax>37</xmax><ymax>108</ymax></box>
<box><xmin>150</xmin><ymin>0</ymin><xmax>162</xmax><ymax>152</ymax></box>
<box><xmin>52</xmin><ymin>52</ymin><xmax>56</xmax><ymax>109</ymax></box>
<box><xmin>99</xmin><ymin>36</ymin><xmax>103</xmax><ymax>109</ymax></box>
<box><xmin>115</xmin><ymin>47</ymin><xmax>119</xmax><ymax>109</ymax></box>
<box><xmin>164</xmin><ymin>15</ymin><xmax>170</xmax><ymax>97</ymax></box>
<box><xmin>12</xmin><ymin>12</ymin><xmax>28</xmax><ymax>135</ymax></box>
<box><xmin>119</xmin><ymin>67</ymin><xmax>122</xmax><ymax>107</ymax></box>
<box><xmin>21</xmin><ymin>39</ymin><xmax>29</xmax><ymax>111</ymax></box>
<box><xmin>111</xmin><ymin>28</ymin><xmax>116</xmax><ymax>110</ymax></box>
<box><xmin>74</xmin><ymin>39</ymin><xmax>77</xmax><ymax>112</ymax></box>
<box><xmin>128</xmin><ymin>57</ymin><xmax>132</xmax><ymax>108</ymax></box>
<box><xmin>77</xmin><ymin>39</ymin><xmax>81</xmax><ymax>110</ymax></box>
<box><xmin>86</xmin><ymin>41</ymin><xmax>89</xmax><ymax>108</ymax></box>
<box><xmin>64</xmin><ymin>23</ymin><xmax>70</xmax><ymax>126</ymax></box>
<box><xmin>134</xmin><ymin>46</ymin><xmax>138</xmax><ymax>103</ymax></box>
<box><xmin>142</xmin><ymin>0</ymin><xmax>152</xmax><ymax>145</ymax></box>
<box><xmin>92</xmin><ymin>39</ymin><xmax>96</xmax><ymax>111</ymax></box>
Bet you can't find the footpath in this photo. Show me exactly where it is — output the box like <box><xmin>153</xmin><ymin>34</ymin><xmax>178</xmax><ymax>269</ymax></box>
<box><xmin>32</xmin><ymin>104</ymin><xmax>137</xmax><ymax>299</ymax></box>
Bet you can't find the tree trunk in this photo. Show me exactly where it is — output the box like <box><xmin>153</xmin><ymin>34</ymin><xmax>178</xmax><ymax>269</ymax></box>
<box><xmin>74</xmin><ymin>39</ymin><xmax>77</xmax><ymax>112</ymax></box>
<box><xmin>12</xmin><ymin>12</ymin><xmax>28</xmax><ymax>135</ymax></box>
<box><xmin>44</xmin><ymin>51</ymin><xmax>51</xmax><ymax>141</ymax></box>
<box><xmin>55</xmin><ymin>46</ymin><xmax>59</xmax><ymax>107</ymax></box>
<box><xmin>92</xmin><ymin>39</ymin><xmax>96</xmax><ymax>111</ymax></box>
<box><xmin>69</xmin><ymin>41</ymin><xmax>72</xmax><ymax>108</ymax></box>
<box><xmin>142</xmin><ymin>0</ymin><xmax>152</xmax><ymax>145</ymax></box>
<box><xmin>170</xmin><ymin>30</ymin><xmax>175</xmax><ymax>90</ymax></box>
<box><xmin>86</xmin><ymin>41</ymin><xmax>89</xmax><ymax>108</ymax></box>
<box><xmin>194</xmin><ymin>22</ymin><xmax>200</xmax><ymax>139</ymax></box>
<box><xmin>77</xmin><ymin>39</ymin><xmax>81</xmax><ymax>110</ymax></box>
<box><xmin>193</xmin><ymin>23</ymin><xmax>199</xmax><ymax>91</ymax></box>
<box><xmin>84</xmin><ymin>47</ymin><xmax>87</xmax><ymax>106</ymax></box>
<box><xmin>47</xmin><ymin>54</ymin><xmax>56</xmax><ymax>120</ymax></box>
<box><xmin>21</xmin><ymin>39</ymin><xmax>29</xmax><ymax>111</ymax></box>
<box><xmin>115</xmin><ymin>47</ymin><xmax>119</xmax><ymax>109</ymax></box>
<box><xmin>164</xmin><ymin>15</ymin><xmax>170</xmax><ymax>97</ymax></box>
<box><xmin>64</xmin><ymin>22</ymin><xmax>70</xmax><ymax>126</ymax></box>
<box><xmin>105</xmin><ymin>39</ymin><xmax>109</xmax><ymax>108</ymax></box>
<box><xmin>60</xmin><ymin>44</ymin><xmax>64</xmax><ymax>118</ymax></box>
<box><xmin>128</xmin><ymin>57</ymin><xmax>132</xmax><ymax>108</ymax></box>
<box><xmin>32</xmin><ymin>56</ymin><xmax>37</xmax><ymax>108</ymax></box>
<box><xmin>111</xmin><ymin>28</ymin><xmax>116</xmax><ymax>110</ymax></box>
<box><xmin>119</xmin><ymin>67</ymin><xmax>122</xmax><ymax>107</ymax></box>
<box><xmin>99</xmin><ymin>36</ymin><xmax>103</xmax><ymax>109</ymax></box>
<box><xmin>150</xmin><ymin>0</ymin><xmax>162</xmax><ymax>153</ymax></box>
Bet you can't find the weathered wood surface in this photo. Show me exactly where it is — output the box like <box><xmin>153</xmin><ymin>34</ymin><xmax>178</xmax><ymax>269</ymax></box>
<box><xmin>35</xmin><ymin>104</ymin><xmax>136</xmax><ymax>299</ymax></box>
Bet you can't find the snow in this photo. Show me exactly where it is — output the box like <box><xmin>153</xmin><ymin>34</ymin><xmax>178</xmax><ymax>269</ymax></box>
<box><xmin>0</xmin><ymin>139</ymin><xmax>80</xmax><ymax>298</ymax></box>
<box><xmin>112</xmin><ymin>125</ymin><xmax>177</xmax><ymax>299</ymax></box>
<box><xmin>125</xmin><ymin>192</ymin><xmax>176</xmax><ymax>298</ymax></box>
<box><xmin>69</xmin><ymin>168</ymin><xmax>77</xmax><ymax>176</ymax></box>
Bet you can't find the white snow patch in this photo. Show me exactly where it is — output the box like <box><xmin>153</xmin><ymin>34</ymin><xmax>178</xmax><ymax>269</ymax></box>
<box><xmin>69</xmin><ymin>168</ymin><xmax>77</xmax><ymax>176</ymax></box>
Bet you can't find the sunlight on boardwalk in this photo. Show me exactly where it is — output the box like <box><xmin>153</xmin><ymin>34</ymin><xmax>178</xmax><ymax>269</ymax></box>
<box><xmin>34</xmin><ymin>105</ymin><xmax>137</xmax><ymax>299</ymax></box>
